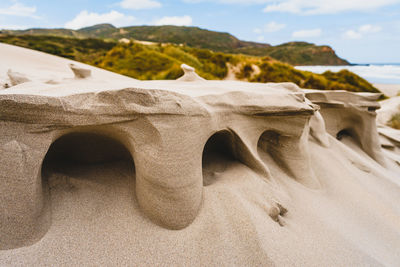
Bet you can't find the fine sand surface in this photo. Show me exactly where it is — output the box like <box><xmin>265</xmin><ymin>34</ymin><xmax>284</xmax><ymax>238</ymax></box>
<box><xmin>1</xmin><ymin>136</ymin><xmax>400</xmax><ymax>266</ymax></box>
<box><xmin>1</xmin><ymin>43</ymin><xmax>400</xmax><ymax>266</ymax></box>
<box><xmin>377</xmin><ymin>95</ymin><xmax>400</xmax><ymax>125</ymax></box>
<box><xmin>374</xmin><ymin>83</ymin><xmax>400</xmax><ymax>97</ymax></box>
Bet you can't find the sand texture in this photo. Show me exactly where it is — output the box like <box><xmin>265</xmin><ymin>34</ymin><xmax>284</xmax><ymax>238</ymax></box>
<box><xmin>374</xmin><ymin>83</ymin><xmax>400</xmax><ymax>98</ymax></box>
<box><xmin>1</xmin><ymin>43</ymin><xmax>400</xmax><ymax>266</ymax></box>
<box><xmin>377</xmin><ymin>95</ymin><xmax>400</xmax><ymax>125</ymax></box>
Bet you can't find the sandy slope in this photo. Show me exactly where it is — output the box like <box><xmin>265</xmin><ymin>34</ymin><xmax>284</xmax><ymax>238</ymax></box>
<box><xmin>374</xmin><ymin>84</ymin><xmax>400</xmax><ymax>97</ymax></box>
<box><xmin>1</xmin><ymin>43</ymin><xmax>400</xmax><ymax>266</ymax></box>
<box><xmin>1</xmin><ymin>135</ymin><xmax>400</xmax><ymax>266</ymax></box>
<box><xmin>377</xmin><ymin>96</ymin><xmax>400</xmax><ymax>126</ymax></box>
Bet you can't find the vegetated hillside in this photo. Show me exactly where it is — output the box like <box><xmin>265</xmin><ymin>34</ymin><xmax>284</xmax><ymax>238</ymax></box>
<box><xmin>1</xmin><ymin>27</ymin><xmax>81</xmax><ymax>38</ymax></box>
<box><xmin>83</xmin><ymin>24</ymin><xmax>270</xmax><ymax>53</ymax></box>
<box><xmin>77</xmin><ymin>23</ymin><xmax>118</xmax><ymax>38</ymax></box>
<box><xmin>1</xmin><ymin>24</ymin><xmax>349</xmax><ymax>66</ymax></box>
<box><xmin>0</xmin><ymin>34</ymin><xmax>114</xmax><ymax>63</ymax></box>
<box><xmin>0</xmin><ymin>34</ymin><xmax>378</xmax><ymax>94</ymax></box>
<box><xmin>237</xmin><ymin>42</ymin><xmax>348</xmax><ymax>66</ymax></box>
<box><xmin>388</xmin><ymin>113</ymin><xmax>400</xmax><ymax>129</ymax></box>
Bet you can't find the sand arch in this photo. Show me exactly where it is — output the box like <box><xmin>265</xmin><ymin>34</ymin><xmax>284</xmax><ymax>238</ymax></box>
<box><xmin>41</xmin><ymin>132</ymin><xmax>136</xmax><ymax>190</ymax></box>
<box><xmin>202</xmin><ymin>129</ymin><xmax>270</xmax><ymax>186</ymax></box>
<box><xmin>2</xmin><ymin>44</ymin><xmax>400</xmax><ymax>263</ymax></box>
<box><xmin>257</xmin><ymin>130</ymin><xmax>291</xmax><ymax>176</ymax></box>
<box><xmin>202</xmin><ymin>130</ymin><xmax>239</xmax><ymax>186</ymax></box>
<box><xmin>257</xmin><ymin>129</ymin><xmax>319</xmax><ymax>188</ymax></box>
<box><xmin>40</xmin><ymin>132</ymin><xmax>137</xmax><ymax>240</ymax></box>
<box><xmin>336</xmin><ymin>128</ymin><xmax>361</xmax><ymax>144</ymax></box>
<box><xmin>42</xmin><ymin>132</ymin><xmax>134</xmax><ymax>166</ymax></box>
<box><xmin>257</xmin><ymin>130</ymin><xmax>281</xmax><ymax>155</ymax></box>
<box><xmin>304</xmin><ymin>90</ymin><xmax>386</xmax><ymax>166</ymax></box>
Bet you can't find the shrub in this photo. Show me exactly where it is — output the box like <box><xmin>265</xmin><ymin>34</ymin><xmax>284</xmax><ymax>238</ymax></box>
<box><xmin>388</xmin><ymin>113</ymin><xmax>400</xmax><ymax>129</ymax></box>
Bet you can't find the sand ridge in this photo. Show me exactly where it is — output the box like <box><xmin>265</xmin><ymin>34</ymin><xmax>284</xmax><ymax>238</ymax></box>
<box><xmin>1</xmin><ymin>43</ymin><xmax>400</xmax><ymax>266</ymax></box>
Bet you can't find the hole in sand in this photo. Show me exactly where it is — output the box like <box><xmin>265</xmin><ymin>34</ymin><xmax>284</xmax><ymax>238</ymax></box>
<box><xmin>202</xmin><ymin>130</ymin><xmax>238</xmax><ymax>186</ymax></box>
<box><xmin>258</xmin><ymin>130</ymin><xmax>318</xmax><ymax>185</ymax></box>
<box><xmin>257</xmin><ymin>130</ymin><xmax>280</xmax><ymax>153</ymax></box>
<box><xmin>43</xmin><ymin>132</ymin><xmax>133</xmax><ymax>165</ymax></box>
<box><xmin>336</xmin><ymin>129</ymin><xmax>352</xmax><ymax>141</ymax></box>
<box><xmin>41</xmin><ymin>132</ymin><xmax>136</xmax><ymax>228</ymax></box>
<box><xmin>336</xmin><ymin>128</ymin><xmax>362</xmax><ymax>148</ymax></box>
<box><xmin>257</xmin><ymin>130</ymin><xmax>291</xmax><ymax>175</ymax></box>
<box><xmin>257</xmin><ymin>130</ymin><xmax>284</xmax><ymax>165</ymax></box>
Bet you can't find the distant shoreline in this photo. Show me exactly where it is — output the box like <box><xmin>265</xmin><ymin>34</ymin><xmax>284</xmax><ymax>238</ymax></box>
<box><xmin>301</xmin><ymin>63</ymin><xmax>400</xmax><ymax>67</ymax></box>
<box><xmin>296</xmin><ymin>64</ymin><xmax>400</xmax><ymax>85</ymax></box>
<box><xmin>351</xmin><ymin>63</ymin><xmax>400</xmax><ymax>66</ymax></box>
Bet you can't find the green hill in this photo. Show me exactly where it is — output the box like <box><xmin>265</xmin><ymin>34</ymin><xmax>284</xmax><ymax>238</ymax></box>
<box><xmin>0</xmin><ymin>34</ymin><xmax>114</xmax><ymax>62</ymax></box>
<box><xmin>0</xmin><ymin>34</ymin><xmax>378</xmax><ymax>95</ymax></box>
<box><xmin>77</xmin><ymin>23</ymin><xmax>117</xmax><ymax>37</ymax></box>
<box><xmin>236</xmin><ymin>42</ymin><xmax>348</xmax><ymax>66</ymax></box>
<box><xmin>1</xmin><ymin>24</ymin><xmax>349</xmax><ymax>66</ymax></box>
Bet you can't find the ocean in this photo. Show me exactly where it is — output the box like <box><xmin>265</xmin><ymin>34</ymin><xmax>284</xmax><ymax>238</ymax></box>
<box><xmin>295</xmin><ymin>64</ymin><xmax>400</xmax><ymax>84</ymax></box>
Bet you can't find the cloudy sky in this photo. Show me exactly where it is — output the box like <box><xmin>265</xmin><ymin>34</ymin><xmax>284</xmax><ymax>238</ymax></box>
<box><xmin>1</xmin><ymin>0</ymin><xmax>400</xmax><ymax>63</ymax></box>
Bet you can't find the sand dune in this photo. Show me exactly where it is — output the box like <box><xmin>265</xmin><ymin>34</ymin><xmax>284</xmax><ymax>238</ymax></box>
<box><xmin>1</xmin><ymin>43</ymin><xmax>400</xmax><ymax>266</ymax></box>
<box><xmin>374</xmin><ymin>83</ymin><xmax>400</xmax><ymax>97</ymax></box>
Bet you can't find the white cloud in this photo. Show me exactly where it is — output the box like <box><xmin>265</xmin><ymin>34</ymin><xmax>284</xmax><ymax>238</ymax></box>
<box><xmin>257</xmin><ymin>35</ymin><xmax>265</xmax><ymax>41</ymax></box>
<box><xmin>183</xmin><ymin>0</ymin><xmax>400</xmax><ymax>12</ymax></box>
<box><xmin>65</xmin><ymin>10</ymin><xmax>136</xmax><ymax>29</ymax></box>
<box><xmin>359</xmin><ymin>24</ymin><xmax>381</xmax><ymax>33</ymax></box>
<box><xmin>263</xmin><ymin>0</ymin><xmax>400</xmax><ymax>14</ymax></box>
<box><xmin>0</xmin><ymin>2</ymin><xmax>38</xmax><ymax>18</ymax></box>
<box><xmin>154</xmin><ymin>15</ymin><xmax>193</xmax><ymax>26</ymax></box>
<box><xmin>343</xmin><ymin>24</ymin><xmax>382</xmax><ymax>39</ymax></box>
<box><xmin>219</xmin><ymin>0</ymin><xmax>267</xmax><ymax>2</ymax></box>
<box><xmin>343</xmin><ymin>30</ymin><xmax>362</xmax><ymax>39</ymax></box>
<box><xmin>256</xmin><ymin>21</ymin><xmax>286</xmax><ymax>33</ymax></box>
<box><xmin>292</xmin><ymin>28</ymin><xmax>321</xmax><ymax>38</ymax></box>
<box><xmin>253</xmin><ymin>28</ymin><xmax>262</xmax><ymax>34</ymax></box>
<box><xmin>119</xmin><ymin>0</ymin><xmax>162</xmax><ymax>9</ymax></box>
<box><xmin>183</xmin><ymin>0</ymin><xmax>270</xmax><ymax>3</ymax></box>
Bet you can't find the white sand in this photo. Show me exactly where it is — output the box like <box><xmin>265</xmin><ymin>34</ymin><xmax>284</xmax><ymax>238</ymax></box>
<box><xmin>1</xmin><ymin>136</ymin><xmax>399</xmax><ymax>266</ymax></box>
<box><xmin>1</xmin><ymin>43</ymin><xmax>400</xmax><ymax>266</ymax></box>
<box><xmin>377</xmin><ymin>96</ymin><xmax>400</xmax><ymax>126</ymax></box>
<box><xmin>375</xmin><ymin>83</ymin><xmax>400</xmax><ymax>97</ymax></box>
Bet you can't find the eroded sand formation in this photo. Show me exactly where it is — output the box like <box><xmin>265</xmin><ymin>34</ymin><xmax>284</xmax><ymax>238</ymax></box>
<box><xmin>1</xmin><ymin>43</ymin><xmax>400</xmax><ymax>266</ymax></box>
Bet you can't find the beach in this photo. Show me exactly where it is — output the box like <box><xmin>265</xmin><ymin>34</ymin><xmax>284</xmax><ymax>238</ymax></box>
<box><xmin>1</xmin><ymin>42</ymin><xmax>400</xmax><ymax>267</ymax></box>
<box><xmin>374</xmin><ymin>83</ymin><xmax>400</xmax><ymax>97</ymax></box>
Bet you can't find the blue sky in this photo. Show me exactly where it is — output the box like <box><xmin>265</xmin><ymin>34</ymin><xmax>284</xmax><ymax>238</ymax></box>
<box><xmin>1</xmin><ymin>0</ymin><xmax>400</xmax><ymax>63</ymax></box>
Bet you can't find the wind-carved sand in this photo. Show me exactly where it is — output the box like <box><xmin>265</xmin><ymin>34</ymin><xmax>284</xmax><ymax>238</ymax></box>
<box><xmin>1</xmin><ymin>43</ymin><xmax>400</xmax><ymax>266</ymax></box>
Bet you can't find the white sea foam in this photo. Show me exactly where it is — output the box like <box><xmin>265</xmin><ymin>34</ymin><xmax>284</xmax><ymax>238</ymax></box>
<box><xmin>296</xmin><ymin>64</ymin><xmax>400</xmax><ymax>84</ymax></box>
